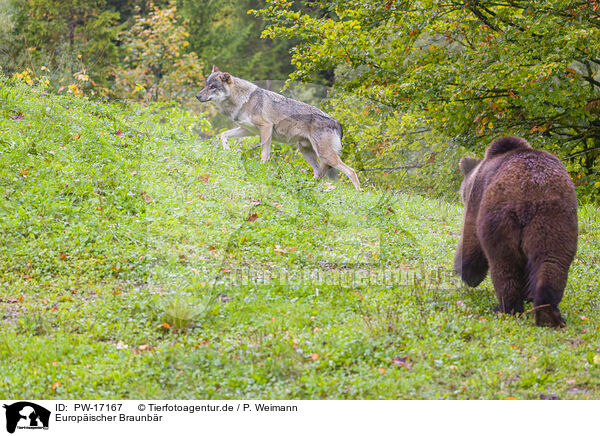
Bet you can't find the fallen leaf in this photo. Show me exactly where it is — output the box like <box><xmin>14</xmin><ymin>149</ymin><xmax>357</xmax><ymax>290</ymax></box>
<box><xmin>11</xmin><ymin>112</ymin><xmax>23</xmax><ymax>120</ymax></box>
<box><xmin>392</xmin><ymin>355</ymin><xmax>413</xmax><ymax>370</ymax></box>
<box><xmin>73</xmin><ymin>134</ymin><xmax>81</xmax><ymax>139</ymax></box>
<box><xmin>51</xmin><ymin>382</ymin><xmax>61</xmax><ymax>390</ymax></box>
<box><xmin>116</xmin><ymin>340</ymin><xmax>128</xmax><ymax>350</ymax></box>
<box><xmin>386</xmin><ymin>206</ymin><xmax>395</xmax><ymax>214</ymax></box>
<box><xmin>114</xmin><ymin>129</ymin><xmax>123</xmax><ymax>136</ymax></box>
<box><xmin>208</xmin><ymin>245</ymin><xmax>216</xmax><ymax>253</ymax></box>
<box><xmin>199</xmin><ymin>174</ymin><xmax>210</xmax><ymax>182</ymax></box>
<box><xmin>247</xmin><ymin>213</ymin><xmax>258</xmax><ymax>222</ymax></box>
<box><xmin>311</xmin><ymin>353</ymin><xmax>319</xmax><ymax>361</ymax></box>
<box><xmin>138</xmin><ymin>191</ymin><xmax>153</xmax><ymax>204</ymax></box>
<box><xmin>378</xmin><ymin>367</ymin><xmax>387</xmax><ymax>374</ymax></box>
<box><xmin>274</xmin><ymin>245</ymin><xmax>287</xmax><ymax>254</ymax></box>
<box><xmin>138</xmin><ymin>344</ymin><xmax>150</xmax><ymax>351</ymax></box>
<box><xmin>161</xmin><ymin>322</ymin><xmax>171</xmax><ymax>329</ymax></box>
<box><xmin>217</xmin><ymin>293</ymin><xmax>233</xmax><ymax>302</ymax></box>
<box><xmin>580</xmin><ymin>315</ymin><xmax>589</xmax><ymax>321</ymax></box>
<box><xmin>505</xmin><ymin>397</ymin><xmax>517</xmax><ymax>400</ymax></box>
<box><xmin>221</xmin><ymin>268</ymin><xmax>232</xmax><ymax>273</ymax></box>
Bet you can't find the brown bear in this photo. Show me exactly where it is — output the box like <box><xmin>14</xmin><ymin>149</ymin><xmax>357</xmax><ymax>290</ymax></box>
<box><xmin>454</xmin><ymin>136</ymin><xmax>578</xmax><ymax>327</ymax></box>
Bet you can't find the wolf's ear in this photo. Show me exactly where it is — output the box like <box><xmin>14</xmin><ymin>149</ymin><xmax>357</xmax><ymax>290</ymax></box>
<box><xmin>459</xmin><ymin>156</ymin><xmax>481</xmax><ymax>177</ymax></box>
<box><xmin>212</xmin><ymin>65</ymin><xmax>220</xmax><ymax>73</ymax></box>
<box><xmin>222</xmin><ymin>73</ymin><xmax>232</xmax><ymax>83</ymax></box>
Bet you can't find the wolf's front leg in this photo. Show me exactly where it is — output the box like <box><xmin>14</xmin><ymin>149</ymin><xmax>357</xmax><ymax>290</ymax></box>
<box><xmin>258</xmin><ymin>124</ymin><xmax>273</xmax><ymax>163</ymax></box>
<box><xmin>219</xmin><ymin>126</ymin><xmax>253</xmax><ymax>150</ymax></box>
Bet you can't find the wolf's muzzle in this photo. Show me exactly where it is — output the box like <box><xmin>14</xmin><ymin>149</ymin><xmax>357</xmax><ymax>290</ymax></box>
<box><xmin>196</xmin><ymin>91</ymin><xmax>209</xmax><ymax>102</ymax></box>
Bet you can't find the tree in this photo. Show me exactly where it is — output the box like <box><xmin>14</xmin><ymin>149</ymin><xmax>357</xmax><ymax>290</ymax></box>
<box><xmin>1</xmin><ymin>0</ymin><xmax>120</xmax><ymax>87</ymax></box>
<box><xmin>256</xmin><ymin>0</ymin><xmax>600</xmax><ymax>193</ymax></box>
<box><xmin>177</xmin><ymin>0</ymin><xmax>295</xmax><ymax>82</ymax></box>
<box><xmin>114</xmin><ymin>2</ymin><xmax>204</xmax><ymax>103</ymax></box>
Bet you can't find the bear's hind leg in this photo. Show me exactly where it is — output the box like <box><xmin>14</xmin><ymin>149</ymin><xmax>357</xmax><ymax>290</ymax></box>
<box><xmin>488</xmin><ymin>259</ymin><xmax>527</xmax><ymax>315</ymax></box>
<box><xmin>521</xmin><ymin>204</ymin><xmax>577</xmax><ymax>328</ymax></box>
<box><xmin>477</xmin><ymin>207</ymin><xmax>526</xmax><ymax>315</ymax></box>
<box><xmin>527</xmin><ymin>260</ymin><xmax>569</xmax><ymax>328</ymax></box>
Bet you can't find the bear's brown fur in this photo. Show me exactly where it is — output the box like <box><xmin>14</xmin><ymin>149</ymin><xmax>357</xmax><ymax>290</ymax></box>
<box><xmin>454</xmin><ymin>136</ymin><xmax>578</xmax><ymax>327</ymax></box>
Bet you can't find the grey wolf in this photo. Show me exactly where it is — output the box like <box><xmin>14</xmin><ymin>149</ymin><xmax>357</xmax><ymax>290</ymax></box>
<box><xmin>454</xmin><ymin>136</ymin><xmax>577</xmax><ymax>327</ymax></box>
<box><xmin>196</xmin><ymin>66</ymin><xmax>361</xmax><ymax>190</ymax></box>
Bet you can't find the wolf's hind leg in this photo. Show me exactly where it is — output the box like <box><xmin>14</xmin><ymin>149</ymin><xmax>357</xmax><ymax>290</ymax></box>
<box><xmin>312</xmin><ymin>133</ymin><xmax>361</xmax><ymax>191</ymax></box>
<box><xmin>298</xmin><ymin>141</ymin><xmax>320</xmax><ymax>177</ymax></box>
<box><xmin>332</xmin><ymin>160</ymin><xmax>361</xmax><ymax>191</ymax></box>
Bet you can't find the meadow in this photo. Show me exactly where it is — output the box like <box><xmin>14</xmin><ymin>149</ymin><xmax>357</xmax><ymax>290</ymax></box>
<box><xmin>1</xmin><ymin>78</ymin><xmax>600</xmax><ymax>399</ymax></box>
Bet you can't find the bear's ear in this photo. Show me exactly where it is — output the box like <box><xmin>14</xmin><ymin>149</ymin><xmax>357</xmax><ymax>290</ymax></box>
<box><xmin>212</xmin><ymin>65</ymin><xmax>220</xmax><ymax>73</ymax></box>
<box><xmin>459</xmin><ymin>156</ymin><xmax>481</xmax><ymax>177</ymax></box>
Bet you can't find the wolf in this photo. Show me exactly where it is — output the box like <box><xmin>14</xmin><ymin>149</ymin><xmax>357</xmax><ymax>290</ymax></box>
<box><xmin>454</xmin><ymin>136</ymin><xmax>578</xmax><ymax>327</ymax></box>
<box><xmin>196</xmin><ymin>66</ymin><xmax>361</xmax><ymax>191</ymax></box>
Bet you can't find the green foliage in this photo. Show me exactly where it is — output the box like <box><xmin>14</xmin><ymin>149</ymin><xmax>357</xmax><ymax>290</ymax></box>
<box><xmin>177</xmin><ymin>0</ymin><xmax>295</xmax><ymax>81</ymax></box>
<box><xmin>256</xmin><ymin>0</ymin><xmax>600</xmax><ymax>198</ymax></box>
<box><xmin>114</xmin><ymin>3</ymin><xmax>205</xmax><ymax>104</ymax></box>
<box><xmin>2</xmin><ymin>0</ymin><xmax>121</xmax><ymax>89</ymax></box>
<box><xmin>323</xmin><ymin>89</ymin><xmax>464</xmax><ymax>199</ymax></box>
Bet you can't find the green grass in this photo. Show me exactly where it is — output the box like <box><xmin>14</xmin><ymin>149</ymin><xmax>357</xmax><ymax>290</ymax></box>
<box><xmin>1</xmin><ymin>77</ymin><xmax>600</xmax><ymax>399</ymax></box>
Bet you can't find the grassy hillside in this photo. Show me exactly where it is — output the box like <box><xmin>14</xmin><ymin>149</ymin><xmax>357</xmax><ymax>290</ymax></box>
<box><xmin>1</xmin><ymin>77</ymin><xmax>600</xmax><ymax>399</ymax></box>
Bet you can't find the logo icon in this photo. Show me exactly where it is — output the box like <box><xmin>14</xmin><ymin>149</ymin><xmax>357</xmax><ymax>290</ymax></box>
<box><xmin>3</xmin><ymin>402</ymin><xmax>50</xmax><ymax>434</ymax></box>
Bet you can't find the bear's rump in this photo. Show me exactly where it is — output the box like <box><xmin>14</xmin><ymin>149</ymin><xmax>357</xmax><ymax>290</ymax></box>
<box><xmin>476</xmin><ymin>202</ymin><xmax>526</xmax><ymax>263</ymax></box>
<box><xmin>476</xmin><ymin>197</ymin><xmax>576</xmax><ymax>270</ymax></box>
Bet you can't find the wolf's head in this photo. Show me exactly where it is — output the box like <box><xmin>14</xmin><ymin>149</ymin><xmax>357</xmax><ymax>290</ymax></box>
<box><xmin>196</xmin><ymin>65</ymin><xmax>233</xmax><ymax>103</ymax></box>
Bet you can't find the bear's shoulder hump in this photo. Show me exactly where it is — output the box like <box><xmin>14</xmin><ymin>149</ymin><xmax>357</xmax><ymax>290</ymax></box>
<box><xmin>485</xmin><ymin>136</ymin><xmax>531</xmax><ymax>159</ymax></box>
